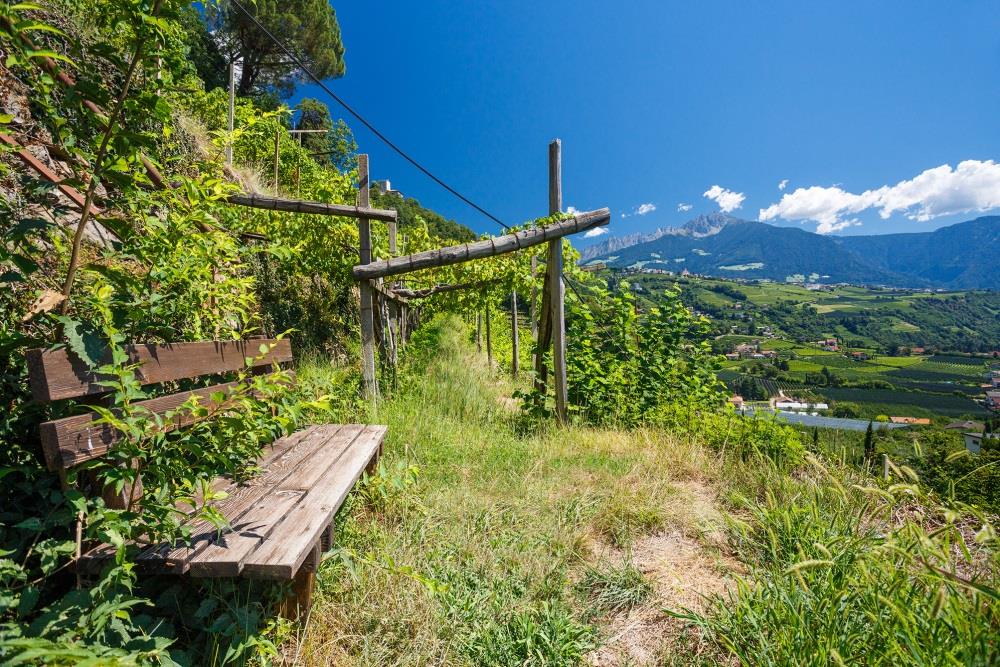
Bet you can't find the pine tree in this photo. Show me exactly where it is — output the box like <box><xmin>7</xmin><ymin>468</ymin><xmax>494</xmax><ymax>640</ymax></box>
<box><xmin>294</xmin><ymin>98</ymin><xmax>357</xmax><ymax>171</ymax></box>
<box><xmin>205</xmin><ymin>0</ymin><xmax>347</xmax><ymax>98</ymax></box>
<box><xmin>864</xmin><ymin>420</ymin><xmax>875</xmax><ymax>465</ymax></box>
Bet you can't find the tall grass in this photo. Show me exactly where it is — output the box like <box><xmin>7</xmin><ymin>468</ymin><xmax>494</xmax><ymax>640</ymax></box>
<box><xmin>675</xmin><ymin>455</ymin><xmax>1000</xmax><ymax>665</ymax></box>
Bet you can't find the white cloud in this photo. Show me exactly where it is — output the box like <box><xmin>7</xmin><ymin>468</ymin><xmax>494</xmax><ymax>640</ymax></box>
<box><xmin>583</xmin><ymin>227</ymin><xmax>608</xmax><ymax>238</ymax></box>
<box><xmin>621</xmin><ymin>202</ymin><xmax>657</xmax><ymax>218</ymax></box>
<box><xmin>677</xmin><ymin>202</ymin><xmax>693</xmax><ymax>212</ymax></box>
<box><xmin>817</xmin><ymin>218</ymin><xmax>862</xmax><ymax>234</ymax></box>
<box><xmin>566</xmin><ymin>205</ymin><xmax>581</xmax><ymax>215</ymax></box>
<box><xmin>778</xmin><ymin>179</ymin><xmax>788</xmax><ymax>191</ymax></box>
<box><xmin>703</xmin><ymin>185</ymin><xmax>745</xmax><ymax>213</ymax></box>
<box><xmin>759</xmin><ymin>160</ymin><xmax>1000</xmax><ymax>233</ymax></box>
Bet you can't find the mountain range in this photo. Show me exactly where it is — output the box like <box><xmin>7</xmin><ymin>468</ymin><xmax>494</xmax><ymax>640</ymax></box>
<box><xmin>580</xmin><ymin>213</ymin><xmax>1000</xmax><ymax>289</ymax></box>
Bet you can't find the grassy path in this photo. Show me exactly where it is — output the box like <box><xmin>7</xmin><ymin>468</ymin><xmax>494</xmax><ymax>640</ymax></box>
<box><xmin>294</xmin><ymin>318</ymin><xmax>734</xmax><ymax>665</ymax></box>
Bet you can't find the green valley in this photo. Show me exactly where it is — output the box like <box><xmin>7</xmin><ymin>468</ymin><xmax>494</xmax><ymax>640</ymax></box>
<box><xmin>622</xmin><ymin>272</ymin><xmax>1000</xmax><ymax>420</ymax></box>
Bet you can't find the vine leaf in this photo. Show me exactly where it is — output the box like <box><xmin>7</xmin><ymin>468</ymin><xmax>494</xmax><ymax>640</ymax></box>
<box><xmin>55</xmin><ymin>315</ymin><xmax>105</xmax><ymax>368</ymax></box>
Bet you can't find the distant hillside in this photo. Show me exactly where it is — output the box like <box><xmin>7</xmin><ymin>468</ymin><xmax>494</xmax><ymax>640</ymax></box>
<box><xmin>837</xmin><ymin>217</ymin><xmax>1000</xmax><ymax>289</ymax></box>
<box><xmin>586</xmin><ymin>215</ymin><xmax>999</xmax><ymax>289</ymax></box>
<box><xmin>372</xmin><ymin>190</ymin><xmax>476</xmax><ymax>242</ymax></box>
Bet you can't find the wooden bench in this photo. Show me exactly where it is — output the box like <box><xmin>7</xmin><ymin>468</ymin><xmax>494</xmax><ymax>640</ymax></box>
<box><xmin>25</xmin><ymin>338</ymin><xmax>385</xmax><ymax>613</ymax></box>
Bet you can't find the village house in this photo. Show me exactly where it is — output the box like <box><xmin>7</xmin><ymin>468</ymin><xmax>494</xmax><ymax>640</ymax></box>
<box><xmin>851</xmin><ymin>351</ymin><xmax>870</xmax><ymax>361</ymax></box>
<box><xmin>733</xmin><ymin>342</ymin><xmax>760</xmax><ymax>359</ymax></box>
<box><xmin>730</xmin><ymin>395</ymin><xmax>745</xmax><ymax>410</ymax></box>
<box><xmin>817</xmin><ymin>338</ymin><xmax>838</xmax><ymax>352</ymax></box>
<box><xmin>945</xmin><ymin>420</ymin><xmax>985</xmax><ymax>432</ymax></box>
<box><xmin>964</xmin><ymin>432</ymin><xmax>999</xmax><ymax>455</ymax></box>
<box><xmin>987</xmin><ymin>390</ymin><xmax>1000</xmax><ymax>411</ymax></box>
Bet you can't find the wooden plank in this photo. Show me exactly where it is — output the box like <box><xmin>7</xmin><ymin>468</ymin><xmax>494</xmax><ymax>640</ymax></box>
<box><xmin>358</xmin><ymin>155</ymin><xmax>378</xmax><ymax>400</ymax></box>
<box><xmin>241</xmin><ymin>425</ymin><xmax>386</xmax><ymax>579</ymax></box>
<box><xmin>351</xmin><ymin>208</ymin><xmax>611</xmax><ymax>281</ymax></box>
<box><xmin>549</xmin><ymin>139</ymin><xmax>568</xmax><ymax>424</ymax></box>
<box><xmin>392</xmin><ymin>278</ymin><xmax>501</xmax><ymax>299</ymax></box>
<box><xmin>38</xmin><ymin>375</ymin><xmax>294</xmax><ymax>471</ymax></box>
<box><xmin>78</xmin><ymin>426</ymin><xmax>326</xmax><ymax>573</ymax></box>
<box><xmin>224</xmin><ymin>194</ymin><xmax>397</xmax><ymax>222</ymax></box>
<box><xmin>368</xmin><ymin>279</ymin><xmax>409</xmax><ymax>305</ymax></box>
<box><xmin>145</xmin><ymin>425</ymin><xmax>355</xmax><ymax>574</ymax></box>
<box><xmin>176</xmin><ymin>424</ymin><xmax>312</xmax><ymax>517</ymax></box>
<box><xmin>26</xmin><ymin>339</ymin><xmax>292</xmax><ymax>403</ymax></box>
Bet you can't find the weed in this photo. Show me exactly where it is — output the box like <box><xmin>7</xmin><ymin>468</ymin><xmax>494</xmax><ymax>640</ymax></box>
<box><xmin>578</xmin><ymin>560</ymin><xmax>653</xmax><ymax>613</ymax></box>
<box><xmin>593</xmin><ymin>487</ymin><xmax>668</xmax><ymax>547</ymax></box>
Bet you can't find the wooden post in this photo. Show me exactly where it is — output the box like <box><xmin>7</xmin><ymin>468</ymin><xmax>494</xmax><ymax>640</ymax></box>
<box><xmin>476</xmin><ymin>313</ymin><xmax>482</xmax><ymax>353</ymax></box>
<box><xmin>485</xmin><ymin>300</ymin><xmax>493</xmax><ymax>368</ymax></box>
<box><xmin>882</xmin><ymin>453</ymin><xmax>889</xmax><ymax>480</ymax></box>
<box><xmin>226</xmin><ymin>61</ymin><xmax>235</xmax><ymax>167</ymax></box>
<box><xmin>530</xmin><ymin>256</ymin><xmax>538</xmax><ymax>339</ymax></box>
<box><xmin>358</xmin><ymin>154</ymin><xmax>377</xmax><ymax>400</ymax></box>
<box><xmin>548</xmin><ymin>139</ymin><xmax>568</xmax><ymax>424</ymax></box>
<box><xmin>273</xmin><ymin>128</ymin><xmax>280</xmax><ymax>192</ymax></box>
<box><xmin>511</xmin><ymin>291</ymin><xmax>520</xmax><ymax>376</ymax></box>
<box><xmin>388</xmin><ymin>221</ymin><xmax>398</xmax><ymax>255</ymax></box>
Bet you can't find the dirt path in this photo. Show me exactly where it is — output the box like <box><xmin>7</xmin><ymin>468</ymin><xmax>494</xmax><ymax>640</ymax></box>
<box><xmin>586</xmin><ymin>481</ymin><xmax>737</xmax><ymax>666</ymax></box>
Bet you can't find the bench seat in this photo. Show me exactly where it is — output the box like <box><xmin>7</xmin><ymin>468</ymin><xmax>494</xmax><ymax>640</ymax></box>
<box><xmin>79</xmin><ymin>423</ymin><xmax>385</xmax><ymax>580</ymax></box>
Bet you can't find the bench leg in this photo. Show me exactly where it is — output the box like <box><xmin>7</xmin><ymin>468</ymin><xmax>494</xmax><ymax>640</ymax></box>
<box><xmin>320</xmin><ymin>522</ymin><xmax>335</xmax><ymax>552</ymax></box>
<box><xmin>280</xmin><ymin>542</ymin><xmax>321</xmax><ymax>621</ymax></box>
<box><xmin>365</xmin><ymin>442</ymin><xmax>383</xmax><ymax>476</ymax></box>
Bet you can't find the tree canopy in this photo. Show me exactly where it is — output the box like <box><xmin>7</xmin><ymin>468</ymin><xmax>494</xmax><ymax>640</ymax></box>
<box><xmin>206</xmin><ymin>0</ymin><xmax>347</xmax><ymax>97</ymax></box>
<box><xmin>294</xmin><ymin>98</ymin><xmax>358</xmax><ymax>172</ymax></box>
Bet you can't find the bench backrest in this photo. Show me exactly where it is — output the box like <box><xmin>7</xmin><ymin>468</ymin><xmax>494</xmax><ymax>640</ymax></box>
<box><xmin>26</xmin><ymin>339</ymin><xmax>293</xmax><ymax>471</ymax></box>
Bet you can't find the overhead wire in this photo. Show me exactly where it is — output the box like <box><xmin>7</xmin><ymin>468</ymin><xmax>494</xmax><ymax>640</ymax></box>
<box><xmin>226</xmin><ymin>0</ymin><xmax>511</xmax><ymax>230</ymax></box>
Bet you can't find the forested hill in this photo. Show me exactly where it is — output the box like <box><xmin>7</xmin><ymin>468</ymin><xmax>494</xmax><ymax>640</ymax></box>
<box><xmin>372</xmin><ymin>189</ymin><xmax>476</xmax><ymax>242</ymax></box>
<box><xmin>837</xmin><ymin>216</ymin><xmax>1000</xmax><ymax>289</ymax></box>
<box><xmin>588</xmin><ymin>215</ymin><xmax>1000</xmax><ymax>289</ymax></box>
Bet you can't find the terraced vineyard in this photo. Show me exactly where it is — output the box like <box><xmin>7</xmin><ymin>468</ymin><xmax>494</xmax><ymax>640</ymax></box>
<box><xmin>629</xmin><ymin>273</ymin><xmax>999</xmax><ymax>419</ymax></box>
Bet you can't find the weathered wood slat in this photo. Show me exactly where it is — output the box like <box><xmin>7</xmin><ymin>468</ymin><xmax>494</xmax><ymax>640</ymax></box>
<box><xmin>77</xmin><ymin>426</ymin><xmax>325</xmax><ymax>573</ymax></box>
<box><xmin>392</xmin><ymin>278</ymin><xmax>502</xmax><ymax>299</ymax></box>
<box><xmin>188</xmin><ymin>425</ymin><xmax>366</xmax><ymax>577</ymax></box>
<box><xmin>39</xmin><ymin>374</ymin><xmax>294</xmax><ymax>471</ymax></box>
<box><xmin>351</xmin><ymin>208</ymin><xmax>611</xmax><ymax>281</ymax></box>
<box><xmin>241</xmin><ymin>425</ymin><xmax>385</xmax><ymax>579</ymax></box>
<box><xmin>368</xmin><ymin>279</ymin><xmax>409</xmax><ymax>305</ymax></box>
<box><xmin>176</xmin><ymin>423</ymin><xmax>312</xmax><ymax>517</ymax></box>
<box><xmin>225</xmin><ymin>193</ymin><xmax>398</xmax><ymax>222</ymax></box>
<box><xmin>26</xmin><ymin>339</ymin><xmax>292</xmax><ymax>402</ymax></box>
<box><xmin>134</xmin><ymin>425</ymin><xmax>351</xmax><ymax>573</ymax></box>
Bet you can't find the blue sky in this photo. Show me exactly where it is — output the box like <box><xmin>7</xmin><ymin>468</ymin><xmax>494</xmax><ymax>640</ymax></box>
<box><xmin>290</xmin><ymin>1</ymin><xmax>1000</xmax><ymax>245</ymax></box>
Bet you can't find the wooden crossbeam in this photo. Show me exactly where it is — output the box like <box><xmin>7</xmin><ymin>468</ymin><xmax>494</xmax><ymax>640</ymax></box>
<box><xmin>351</xmin><ymin>208</ymin><xmax>610</xmax><ymax>281</ymax></box>
<box><xmin>368</xmin><ymin>279</ymin><xmax>409</xmax><ymax>304</ymax></box>
<box><xmin>392</xmin><ymin>279</ymin><xmax>501</xmax><ymax>299</ymax></box>
<box><xmin>226</xmin><ymin>194</ymin><xmax>398</xmax><ymax>222</ymax></box>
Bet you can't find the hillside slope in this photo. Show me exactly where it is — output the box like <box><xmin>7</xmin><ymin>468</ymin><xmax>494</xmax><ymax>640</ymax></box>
<box><xmin>294</xmin><ymin>316</ymin><xmax>1000</xmax><ymax>666</ymax></box>
<box><xmin>837</xmin><ymin>216</ymin><xmax>1000</xmax><ymax>288</ymax></box>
